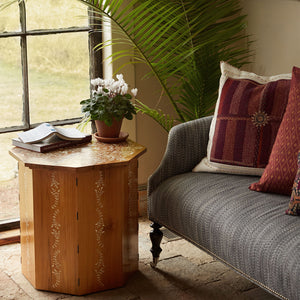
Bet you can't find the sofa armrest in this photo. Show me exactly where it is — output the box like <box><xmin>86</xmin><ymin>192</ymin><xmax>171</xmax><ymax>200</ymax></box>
<box><xmin>147</xmin><ymin>116</ymin><xmax>212</xmax><ymax>196</ymax></box>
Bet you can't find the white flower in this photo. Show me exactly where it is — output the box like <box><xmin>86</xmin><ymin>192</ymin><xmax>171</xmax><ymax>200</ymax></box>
<box><xmin>91</xmin><ymin>78</ymin><xmax>102</xmax><ymax>86</ymax></box>
<box><xmin>96</xmin><ymin>86</ymin><xmax>103</xmax><ymax>95</ymax></box>
<box><xmin>111</xmin><ymin>81</ymin><xmax>121</xmax><ymax>93</ymax></box>
<box><xmin>121</xmin><ymin>83</ymin><xmax>128</xmax><ymax>95</ymax></box>
<box><xmin>90</xmin><ymin>75</ymin><xmax>136</xmax><ymax>98</ymax></box>
<box><xmin>116</xmin><ymin>74</ymin><xmax>123</xmax><ymax>81</ymax></box>
<box><xmin>131</xmin><ymin>88</ymin><xmax>138</xmax><ymax>97</ymax></box>
<box><xmin>104</xmin><ymin>78</ymin><xmax>114</xmax><ymax>89</ymax></box>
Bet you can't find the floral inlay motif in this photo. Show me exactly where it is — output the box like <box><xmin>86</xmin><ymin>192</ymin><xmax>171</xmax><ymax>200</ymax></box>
<box><xmin>50</xmin><ymin>172</ymin><xmax>62</xmax><ymax>288</ymax></box>
<box><xmin>94</xmin><ymin>171</ymin><xmax>105</xmax><ymax>286</ymax></box>
<box><xmin>251</xmin><ymin>111</ymin><xmax>270</xmax><ymax>128</ymax></box>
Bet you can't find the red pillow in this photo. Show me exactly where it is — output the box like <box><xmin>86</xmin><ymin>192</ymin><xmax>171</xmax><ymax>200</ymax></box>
<box><xmin>286</xmin><ymin>151</ymin><xmax>300</xmax><ymax>215</ymax></box>
<box><xmin>250</xmin><ymin>66</ymin><xmax>300</xmax><ymax>195</ymax></box>
<box><xmin>210</xmin><ymin>77</ymin><xmax>290</xmax><ymax>168</ymax></box>
<box><xmin>193</xmin><ymin>62</ymin><xmax>291</xmax><ymax>176</ymax></box>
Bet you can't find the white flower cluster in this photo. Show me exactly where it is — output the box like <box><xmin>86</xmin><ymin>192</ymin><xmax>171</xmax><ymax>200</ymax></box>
<box><xmin>91</xmin><ymin>74</ymin><xmax>138</xmax><ymax>98</ymax></box>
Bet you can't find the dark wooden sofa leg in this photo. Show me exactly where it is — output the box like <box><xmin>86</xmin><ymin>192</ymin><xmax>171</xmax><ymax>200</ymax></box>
<box><xmin>150</xmin><ymin>222</ymin><xmax>163</xmax><ymax>267</ymax></box>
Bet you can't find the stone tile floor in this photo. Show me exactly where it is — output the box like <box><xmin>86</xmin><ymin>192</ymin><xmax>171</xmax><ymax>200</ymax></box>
<box><xmin>0</xmin><ymin>217</ymin><xmax>277</xmax><ymax>300</ymax></box>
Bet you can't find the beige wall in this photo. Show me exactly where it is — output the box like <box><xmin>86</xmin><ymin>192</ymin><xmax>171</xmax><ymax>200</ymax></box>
<box><xmin>242</xmin><ymin>0</ymin><xmax>300</xmax><ymax>75</ymax></box>
<box><xmin>122</xmin><ymin>66</ymin><xmax>171</xmax><ymax>185</ymax></box>
<box><xmin>134</xmin><ymin>65</ymin><xmax>173</xmax><ymax>185</ymax></box>
<box><xmin>122</xmin><ymin>62</ymin><xmax>172</xmax><ymax>185</ymax></box>
<box><xmin>107</xmin><ymin>21</ymin><xmax>172</xmax><ymax>185</ymax></box>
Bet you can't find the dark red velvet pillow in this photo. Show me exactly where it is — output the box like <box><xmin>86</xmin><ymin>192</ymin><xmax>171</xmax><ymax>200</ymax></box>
<box><xmin>250</xmin><ymin>66</ymin><xmax>300</xmax><ymax>195</ymax></box>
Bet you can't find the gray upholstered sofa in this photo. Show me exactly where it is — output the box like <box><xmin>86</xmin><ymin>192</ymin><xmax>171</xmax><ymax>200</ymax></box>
<box><xmin>147</xmin><ymin>116</ymin><xmax>300</xmax><ymax>300</ymax></box>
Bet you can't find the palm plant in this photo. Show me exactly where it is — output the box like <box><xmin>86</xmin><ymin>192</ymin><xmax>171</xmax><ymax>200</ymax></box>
<box><xmin>4</xmin><ymin>0</ymin><xmax>252</xmax><ymax>131</ymax></box>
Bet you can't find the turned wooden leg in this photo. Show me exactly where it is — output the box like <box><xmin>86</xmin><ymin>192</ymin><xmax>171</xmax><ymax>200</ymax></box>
<box><xmin>150</xmin><ymin>222</ymin><xmax>163</xmax><ymax>268</ymax></box>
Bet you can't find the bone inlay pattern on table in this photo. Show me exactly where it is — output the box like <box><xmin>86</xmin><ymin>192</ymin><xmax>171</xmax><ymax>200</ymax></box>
<box><xmin>94</xmin><ymin>170</ymin><xmax>105</xmax><ymax>286</ymax></box>
<box><xmin>49</xmin><ymin>172</ymin><xmax>62</xmax><ymax>288</ymax></box>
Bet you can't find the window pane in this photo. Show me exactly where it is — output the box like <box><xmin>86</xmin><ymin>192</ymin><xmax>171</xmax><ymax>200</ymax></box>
<box><xmin>0</xmin><ymin>1</ymin><xmax>20</xmax><ymax>33</ymax></box>
<box><xmin>0</xmin><ymin>132</ymin><xmax>18</xmax><ymax>181</ymax></box>
<box><xmin>0</xmin><ymin>132</ymin><xmax>19</xmax><ymax>221</ymax></box>
<box><xmin>0</xmin><ymin>178</ymin><xmax>19</xmax><ymax>221</ymax></box>
<box><xmin>26</xmin><ymin>0</ymin><xmax>88</xmax><ymax>30</ymax></box>
<box><xmin>0</xmin><ymin>37</ymin><xmax>23</xmax><ymax>128</ymax></box>
<box><xmin>27</xmin><ymin>33</ymin><xmax>90</xmax><ymax>124</ymax></box>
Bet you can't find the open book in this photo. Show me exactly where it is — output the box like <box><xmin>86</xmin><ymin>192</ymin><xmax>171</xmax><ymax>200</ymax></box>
<box><xmin>18</xmin><ymin>123</ymin><xmax>86</xmax><ymax>144</ymax></box>
<box><xmin>12</xmin><ymin>134</ymin><xmax>92</xmax><ymax>153</ymax></box>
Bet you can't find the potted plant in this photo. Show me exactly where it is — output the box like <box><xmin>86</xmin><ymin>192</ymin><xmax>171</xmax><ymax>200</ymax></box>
<box><xmin>80</xmin><ymin>74</ymin><xmax>137</xmax><ymax>139</ymax></box>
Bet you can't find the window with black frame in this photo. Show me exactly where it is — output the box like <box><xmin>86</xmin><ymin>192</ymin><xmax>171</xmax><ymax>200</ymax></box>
<box><xmin>0</xmin><ymin>0</ymin><xmax>102</xmax><ymax>237</ymax></box>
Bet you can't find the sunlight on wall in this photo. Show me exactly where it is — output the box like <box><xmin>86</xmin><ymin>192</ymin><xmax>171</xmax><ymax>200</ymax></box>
<box><xmin>102</xmin><ymin>16</ymin><xmax>113</xmax><ymax>79</ymax></box>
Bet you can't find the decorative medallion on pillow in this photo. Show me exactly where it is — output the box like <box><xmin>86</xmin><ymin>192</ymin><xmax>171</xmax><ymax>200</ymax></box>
<box><xmin>250</xmin><ymin>66</ymin><xmax>300</xmax><ymax>195</ymax></box>
<box><xmin>286</xmin><ymin>151</ymin><xmax>300</xmax><ymax>216</ymax></box>
<box><xmin>193</xmin><ymin>61</ymin><xmax>291</xmax><ymax>176</ymax></box>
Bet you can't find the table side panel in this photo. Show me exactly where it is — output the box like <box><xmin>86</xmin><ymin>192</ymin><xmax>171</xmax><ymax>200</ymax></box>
<box><xmin>18</xmin><ymin>162</ymin><xmax>36</xmax><ymax>285</ymax></box>
<box><xmin>123</xmin><ymin>159</ymin><xmax>139</xmax><ymax>276</ymax></box>
<box><xmin>32</xmin><ymin>168</ymin><xmax>79</xmax><ymax>294</ymax></box>
<box><xmin>76</xmin><ymin>166</ymin><xmax>128</xmax><ymax>294</ymax></box>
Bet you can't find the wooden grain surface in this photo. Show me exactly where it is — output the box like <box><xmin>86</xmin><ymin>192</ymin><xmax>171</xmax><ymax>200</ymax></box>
<box><xmin>9</xmin><ymin>138</ymin><xmax>146</xmax><ymax>170</ymax></box>
<box><xmin>14</xmin><ymin>140</ymin><xmax>145</xmax><ymax>295</ymax></box>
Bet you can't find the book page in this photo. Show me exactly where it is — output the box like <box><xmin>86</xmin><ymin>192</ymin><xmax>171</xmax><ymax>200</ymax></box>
<box><xmin>18</xmin><ymin>123</ymin><xmax>56</xmax><ymax>143</ymax></box>
<box><xmin>55</xmin><ymin>127</ymin><xmax>86</xmax><ymax>140</ymax></box>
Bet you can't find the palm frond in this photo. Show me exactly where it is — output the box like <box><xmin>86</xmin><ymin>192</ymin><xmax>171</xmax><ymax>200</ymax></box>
<box><xmin>176</xmin><ymin>44</ymin><xmax>221</xmax><ymax>121</ymax></box>
<box><xmin>77</xmin><ymin>0</ymin><xmax>252</xmax><ymax>130</ymax></box>
<box><xmin>135</xmin><ymin>100</ymin><xmax>174</xmax><ymax>132</ymax></box>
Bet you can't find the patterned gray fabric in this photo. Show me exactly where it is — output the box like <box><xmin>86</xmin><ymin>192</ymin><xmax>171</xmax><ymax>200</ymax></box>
<box><xmin>148</xmin><ymin>116</ymin><xmax>212</xmax><ymax>196</ymax></box>
<box><xmin>148</xmin><ymin>117</ymin><xmax>299</xmax><ymax>300</ymax></box>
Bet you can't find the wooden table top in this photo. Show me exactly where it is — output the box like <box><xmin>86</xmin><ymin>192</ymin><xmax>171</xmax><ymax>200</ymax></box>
<box><xmin>9</xmin><ymin>138</ymin><xmax>146</xmax><ymax>170</ymax></box>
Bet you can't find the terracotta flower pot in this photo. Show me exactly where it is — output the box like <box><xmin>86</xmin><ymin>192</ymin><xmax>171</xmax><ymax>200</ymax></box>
<box><xmin>95</xmin><ymin>118</ymin><xmax>123</xmax><ymax>138</ymax></box>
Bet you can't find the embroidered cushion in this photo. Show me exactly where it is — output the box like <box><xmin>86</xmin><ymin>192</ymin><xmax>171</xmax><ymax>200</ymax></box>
<box><xmin>286</xmin><ymin>151</ymin><xmax>300</xmax><ymax>216</ymax></box>
<box><xmin>193</xmin><ymin>62</ymin><xmax>291</xmax><ymax>175</ymax></box>
<box><xmin>250</xmin><ymin>66</ymin><xmax>300</xmax><ymax>195</ymax></box>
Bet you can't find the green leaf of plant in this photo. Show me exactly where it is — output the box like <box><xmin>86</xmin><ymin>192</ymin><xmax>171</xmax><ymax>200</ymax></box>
<box><xmin>77</xmin><ymin>0</ymin><xmax>252</xmax><ymax>131</ymax></box>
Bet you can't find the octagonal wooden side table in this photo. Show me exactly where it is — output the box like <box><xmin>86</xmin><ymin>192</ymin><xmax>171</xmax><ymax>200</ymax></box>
<box><xmin>9</xmin><ymin>139</ymin><xmax>146</xmax><ymax>295</ymax></box>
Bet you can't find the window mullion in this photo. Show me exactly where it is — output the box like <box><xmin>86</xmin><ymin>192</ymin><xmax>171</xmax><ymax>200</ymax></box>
<box><xmin>88</xmin><ymin>9</ymin><xmax>103</xmax><ymax>133</ymax></box>
<box><xmin>88</xmin><ymin>9</ymin><xmax>103</xmax><ymax>81</ymax></box>
<box><xmin>19</xmin><ymin>0</ymin><xmax>30</xmax><ymax>130</ymax></box>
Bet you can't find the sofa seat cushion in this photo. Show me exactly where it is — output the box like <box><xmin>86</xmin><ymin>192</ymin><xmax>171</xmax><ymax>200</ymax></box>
<box><xmin>148</xmin><ymin>172</ymin><xmax>300</xmax><ymax>300</ymax></box>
